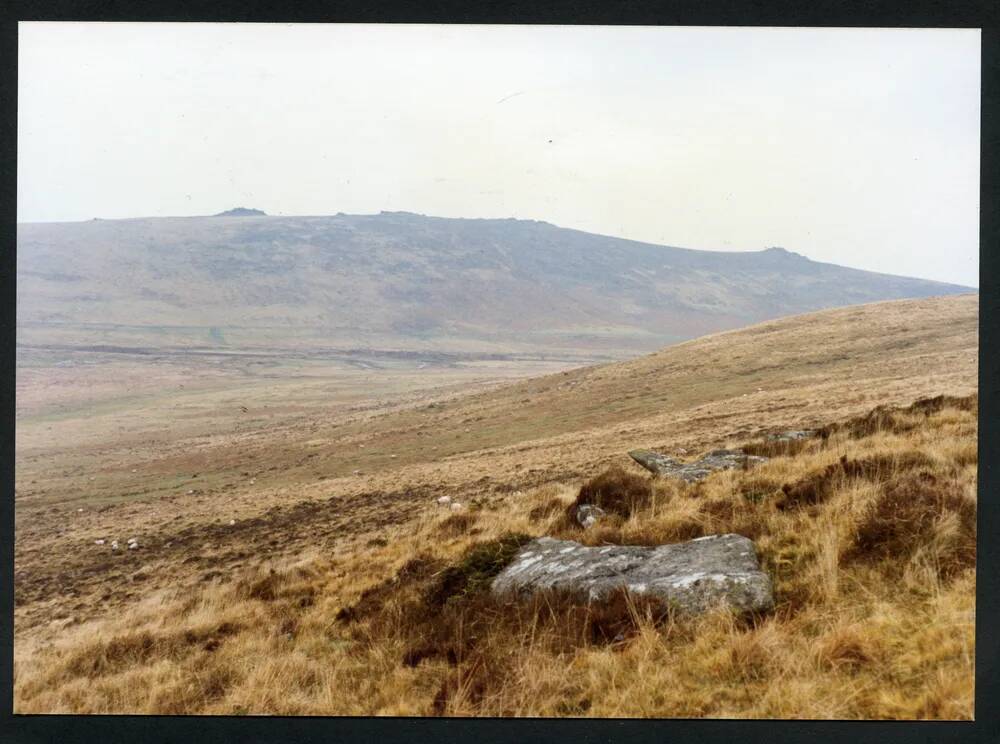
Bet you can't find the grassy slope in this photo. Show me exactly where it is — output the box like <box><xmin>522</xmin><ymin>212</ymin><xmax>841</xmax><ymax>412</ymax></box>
<box><xmin>13</xmin><ymin>294</ymin><xmax>978</xmax><ymax>716</ymax></box>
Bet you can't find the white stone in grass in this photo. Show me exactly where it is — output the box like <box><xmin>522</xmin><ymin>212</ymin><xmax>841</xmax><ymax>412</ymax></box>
<box><xmin>437</xmin><ymin>496</ymin><xmax>452</xmax><ymax>506</ymax></box>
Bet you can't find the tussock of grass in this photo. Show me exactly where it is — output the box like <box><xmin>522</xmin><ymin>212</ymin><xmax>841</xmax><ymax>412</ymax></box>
<box><xmin>817</xmin><ymin>393</ymin><xmax>977</xmax><ymax>441</ymax></box>
<box><xmin>567</xmin><ymin>466</ymin><xmax>654</xmax><ymax>523</ymax></box>
<box><xmin>436</xmin><ymin>513</ymin><xmax>478</xmax><ymax>537</ymax></box>
<box><xmin>527</xmin><ymin>497</ymin><xmax>565</xmax><ymax>522</ymax></box>
<box><xmin>777</xmin><ymin>451</ymin><xmax>935</xmax><ymax>511</ymax></box>
<box><xmin>741</xmin><ymin>437</ymin><xmax>813</xmax><ymax>459</ymax></box>
<box><xmin>13</xmin><ymin>395</ymin><xmax>977</xmax><ymax>718</ymax></box>
<box><xmin>844</xmin><ymin>471</ymin><xmax>975</xmax><ymax>577</ymax></box>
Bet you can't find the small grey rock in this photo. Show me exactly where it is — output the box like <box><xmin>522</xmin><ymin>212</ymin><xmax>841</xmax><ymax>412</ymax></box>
<box><xmin>575</xmin><ymin>504</ymin><xmax>607</xmax><ymax>529</ymax></box>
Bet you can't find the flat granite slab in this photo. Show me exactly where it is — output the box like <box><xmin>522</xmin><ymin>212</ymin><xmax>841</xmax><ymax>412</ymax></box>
<box><xmin>629</xmin><ymin>448</ymin><xmax>768</xmax><ymax>483</ymax></box>
<box><xmin>491</xmin><ymin>534</ymin><xmax>774</xmax><ymax>615</ymax></box>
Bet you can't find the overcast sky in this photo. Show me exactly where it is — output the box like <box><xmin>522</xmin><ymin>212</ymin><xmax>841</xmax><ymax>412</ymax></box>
<box><xmin>18</xmin><ymin>23</ymin><xmax>980</xmax><ymax>287</ymax></box>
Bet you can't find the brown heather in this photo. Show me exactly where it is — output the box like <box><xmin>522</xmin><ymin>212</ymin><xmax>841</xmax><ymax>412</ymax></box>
<box><xmin>14</xmin><ymin>393</ymin><xmax>977</xmax><ymax>717</ymax></box>
<box><xmin>13</xmin><ymin>294</ymin><xmax>978</xmax><ymax>717</ymax></box>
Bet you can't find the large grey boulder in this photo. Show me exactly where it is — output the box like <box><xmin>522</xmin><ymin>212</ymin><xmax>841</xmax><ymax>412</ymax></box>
<box><xmin>491</xmin><ymin>534</ymin><xmax>773</xmax><ymax>615</ymax></box>
<box><xmin>629</xmin><ymin>448</ymin><xmax>767</xmax><ymax>483</ymax></box>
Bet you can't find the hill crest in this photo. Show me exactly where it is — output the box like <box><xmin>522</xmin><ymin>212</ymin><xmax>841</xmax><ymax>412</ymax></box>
<box><xmin>16</xmin><ymin>212</ymin><xmax>973</xmax><ymax>356</ymax></box>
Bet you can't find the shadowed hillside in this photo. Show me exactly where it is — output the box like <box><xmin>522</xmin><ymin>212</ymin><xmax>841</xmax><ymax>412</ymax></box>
<box><xmin>17</xmin><ymin>211</ymin><xmax>972</xmax><ymax>355</ymax></box>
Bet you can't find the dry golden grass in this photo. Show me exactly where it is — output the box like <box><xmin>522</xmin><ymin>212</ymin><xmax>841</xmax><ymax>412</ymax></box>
<box><xmin>14</xmin><ymin>393</ymin><xmax>977</xmax><ymax>718</ymax></box>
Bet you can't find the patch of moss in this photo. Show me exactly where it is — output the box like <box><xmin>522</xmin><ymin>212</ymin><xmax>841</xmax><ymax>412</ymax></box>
<box><xmin>427</xmin><ymin>532</ymin><xmax>533</xmax><ymax>607</ymax></box>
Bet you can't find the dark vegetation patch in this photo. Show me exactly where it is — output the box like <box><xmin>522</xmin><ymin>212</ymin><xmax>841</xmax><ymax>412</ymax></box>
<box><xmin>818</xmin><ymin>394</ymin><xmax>977</xmax><ymax>440</ymax></box>
<box><xmin>568</xmin><ymin>467</ymin><xmax>652</xmax><ymax>522</ymax></box>
<box><xmin>817</xmin><ymin>406</ymin><xmax>906</xmax><ymax>440</ymax></box>
<box><xmin>232</xmin><ymin>565</ymin><xmax>321</xmax><ymax>605</ymax></box>
<box><xmin>908</xmin><ymin>393</ymin><xmax>978</xmax><ymax>416</ymax></box>
<box><xmin>738</xmin><ymin>476</ymin><xmax>783</xmax><ymax>503</ymax></box>
<box><xmin>777</xmin><ymin>452</ymin><xmax>934</xmax><ymax>510</ymax></box>
<box><xmin>953</xmin><ymin>445</ymin><xmax>978</xmax><ymax>468</ymax></box>
<box><xmin>335</xmin><ymin>532</ymin><xmax>678</xmax><ymax>715</ymax></box>
<box><xmin>700</xmin><ymin>498</ymin><xmax>736</xmax><ymax>524</ymax></box>
<box><xmin>64</xmin><ymin>631</ymin><xmax>161</xmax><ymax>678</ymax></box>
<box><xmin>63</xmin><ymin>620</ymin><xmax>244</xmax><ymax>679</ymax></box>
<box><xmin>422</xmin><ymin>588</ymin><xmax>675</xmax><ymax>715</ymax></box>
<box><xmin>336</xmin><ymin>535</ymin><xmax>532</xmax><ymax>625</ymax></box>
<box><xmin>236</xmin><ymin>571</ymin><xmax>281</xmax><ymax>602</ymax></box>
<box><xmin>426</xmin><ymin>533</ymin><xmax>533</xmax><ymax>608</ymax></box>
<box><xmin>817</xmin><ymin>632</ymin><xmax>878</xmax><ymax>672</ymax></box>
<box><xmin>334</xmin><ymin>555</ymin><xmax>444</xmax><ymax>624</ymax></box>
<box><xmin>842</xmin><ymin>471</ymin><xmax>975</xmax><ymax>577</ymax></box>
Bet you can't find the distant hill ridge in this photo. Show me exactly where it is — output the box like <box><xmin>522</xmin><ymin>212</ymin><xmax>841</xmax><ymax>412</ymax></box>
<box><xmin>16</xmin><ymin>211</ymin><xmax>973</xmax><ymax>355</ymax></box>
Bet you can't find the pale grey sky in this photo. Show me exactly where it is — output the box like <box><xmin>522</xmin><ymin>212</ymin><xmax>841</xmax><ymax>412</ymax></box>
<box><xmin>18</xmin><ymin>23</ymin><xmax>980</xmax><ymax>287</ymax></box>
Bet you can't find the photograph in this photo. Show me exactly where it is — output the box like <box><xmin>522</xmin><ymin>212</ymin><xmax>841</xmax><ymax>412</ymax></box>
<box><xmin>13</xmin><ymin>22</ymin><xmax>980</xmax><ymax>718</ymax></box>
